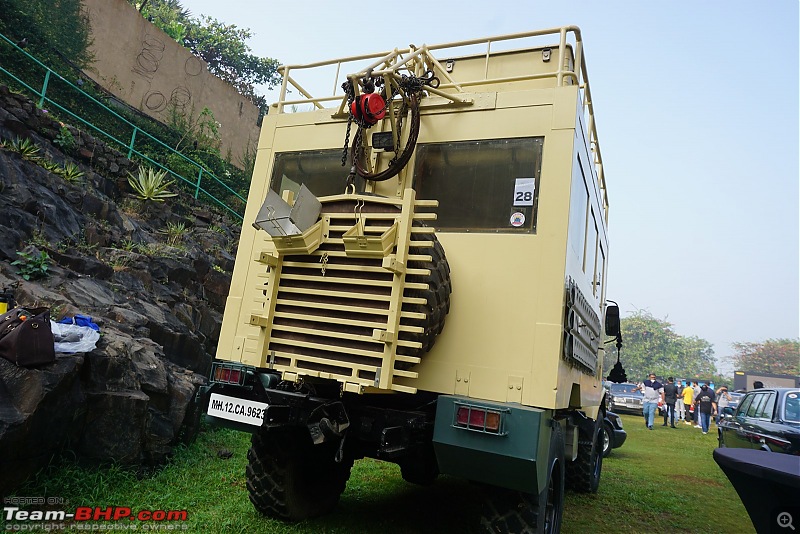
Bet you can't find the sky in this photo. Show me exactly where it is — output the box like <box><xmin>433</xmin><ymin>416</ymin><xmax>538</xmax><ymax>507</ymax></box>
<box><xmin>186</xmin><ymin>0</ymin><xmax>799</xmax><ymax>374</ymax></box>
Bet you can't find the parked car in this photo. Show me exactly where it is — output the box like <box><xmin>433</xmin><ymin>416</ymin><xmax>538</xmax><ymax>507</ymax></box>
<box><xmin>607</xmin><ymin>383</ymin><xmax>644</xmax><ymax>415</ymax></box>
<box><xmin>728</xmin><ymin>391</ymin><xmax>745</xmax><ymax>411</ymax></box>
<box><xmin>717</xmin><ymin>388</ymin><xmax>800</xmax><ymax>455</ymax></box>
<box><xmin>601</xmin><ymin>411</ymin><xmax>627</xmax><ymax>457</ymax></box>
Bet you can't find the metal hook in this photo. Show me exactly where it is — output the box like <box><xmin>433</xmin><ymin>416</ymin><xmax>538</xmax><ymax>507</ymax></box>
<box><xmin>264</xmin><ymin>205</ymin><xmax>288</xmax><ymax>236</ymax></box>
<box><xmin>354</xmin><ymin>199</ymin><xmax>365</xmax><ymax>235</ymax></box>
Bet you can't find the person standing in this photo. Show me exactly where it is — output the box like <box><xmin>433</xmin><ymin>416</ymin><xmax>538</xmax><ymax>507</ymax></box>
<box><xmin>715</xmin><ymin>386</ymin><xmax>732</xmax><ymax>424</ymax></box>
<box><xmin>634</xmin><ymin>373</ymin><xmax>664</xmax><ymax>430</ymax></box>
<box><xmin>662</xmin><ymin>377</ymin><xmax>679</xmax><ymax>428</ymax></box>
<box><xmin>676</xmin><ymin>380</ymin><xmax>686</xmax><ymax>422</ymax></box>
<box><xmin>692</xmin><ymin>381</ymin><xmax>702</xmax><ymax>428</ymax></box>
<box><xmin>682</xmin><ymin>381</ymin><xmax>695</xmax><ymax>425</ymax></box>
<box><xmin>695</xmin><ymin>383</ymin><xmax>717</xmax><ymax>434</ymax></box>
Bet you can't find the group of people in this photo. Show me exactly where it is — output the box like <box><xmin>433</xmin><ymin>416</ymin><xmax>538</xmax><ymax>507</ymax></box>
<box><xmin>633</xmin><ymin>375</ymin><xmax>733</xmax><ymax>434</ymax></box>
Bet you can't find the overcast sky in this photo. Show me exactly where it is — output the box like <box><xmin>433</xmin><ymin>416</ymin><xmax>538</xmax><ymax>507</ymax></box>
<box><xmin>186</xmin><ymin>0</ymin><xmax>799</xmax><ymax>374</ymax></box>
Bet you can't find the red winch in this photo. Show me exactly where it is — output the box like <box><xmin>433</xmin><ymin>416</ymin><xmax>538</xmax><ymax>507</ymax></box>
<box><xmin>350</xmin><ymin>92</ymin><xmax>386</xmax><ymax>125</ymax></box>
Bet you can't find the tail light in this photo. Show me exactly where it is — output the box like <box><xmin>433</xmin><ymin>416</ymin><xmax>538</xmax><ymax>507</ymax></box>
<box><xmin>454</xmin><ymin>404</ymin><xmax>505</xmax><ymax>434</ymax></box>
<box><xmin>211</xmin><ymin>363</ymin><xmax>246</xmax><ymax>386</ymax></box>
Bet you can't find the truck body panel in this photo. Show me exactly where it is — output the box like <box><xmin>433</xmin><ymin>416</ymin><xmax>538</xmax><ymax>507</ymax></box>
<box><xmin>201</xmin><ymin>27</ymin><xmax>617</xmax><ymax>527</ymax></box>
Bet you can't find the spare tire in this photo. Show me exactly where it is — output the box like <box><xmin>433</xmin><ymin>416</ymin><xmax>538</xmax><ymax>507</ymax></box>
<box><xmin>399</xmin><ymin>228</ymin><xmax>451</xmax><ymax>358</ymax></box>
<box><xmin>271</xmin><ymin>198</ymin><xmax>451</xmax><ymax>371</ymax></box>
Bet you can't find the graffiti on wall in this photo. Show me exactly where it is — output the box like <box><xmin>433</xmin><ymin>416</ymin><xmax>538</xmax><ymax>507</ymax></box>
<box><xmin>131</xmin><ymin>36</ymin><xmax>164</xmax><ymax>80</ymax></box>
<box><xmin>131</xmin><ymin>35</ymin><xmax>202</xmax><ymax>116</ymax></box>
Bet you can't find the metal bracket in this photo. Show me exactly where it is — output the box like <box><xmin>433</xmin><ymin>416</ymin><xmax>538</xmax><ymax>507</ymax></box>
<box><xmin>249</xmin><ymin>314</ymin><xmax>268</xmax><ymax>327</ymax></box>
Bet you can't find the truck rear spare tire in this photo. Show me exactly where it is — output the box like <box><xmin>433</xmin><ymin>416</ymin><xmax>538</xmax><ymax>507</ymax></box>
<box><xmin>270</xmin><ymin>199</ymin><xmax>452</xmax><ymax>375</ymax></box>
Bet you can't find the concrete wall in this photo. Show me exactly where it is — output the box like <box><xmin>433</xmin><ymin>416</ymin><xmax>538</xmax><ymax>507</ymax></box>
<box><xmin>81</xmin><ymin>0</ymin><xmax>260</xmax><ymax>167</ymax></box>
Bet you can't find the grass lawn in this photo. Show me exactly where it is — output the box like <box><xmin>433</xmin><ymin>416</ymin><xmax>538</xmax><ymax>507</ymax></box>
<box><xmin>9</xmin><ymin>413</ymin><xmax>754</xmax><ymax>533</ymax></box>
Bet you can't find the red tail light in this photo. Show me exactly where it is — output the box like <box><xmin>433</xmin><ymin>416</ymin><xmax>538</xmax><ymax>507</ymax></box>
<box><xmin>213</xmin><ymin>364</ymin><xmax>244</xmax><ymax>385</ymax></box>
<box><xmin>456</xmin><ymin>405</ymin><xmax>502</xmax><ymax>433</ymax></box>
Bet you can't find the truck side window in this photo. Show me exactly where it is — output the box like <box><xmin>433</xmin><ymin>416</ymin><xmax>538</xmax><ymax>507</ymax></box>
<box><xmin>270</xmin><ymin>150</ymin><xmax>346</xmax><ymax>198</ymax></box>
<box><xmin>585</xmin><ymin>209</ymin><xmax>598</xmax><ymax>282</ymax></box>
<box><xmin>413</xmin><ymin>137</ymin><xmax>544</xmax><ymax>233</ymax></box>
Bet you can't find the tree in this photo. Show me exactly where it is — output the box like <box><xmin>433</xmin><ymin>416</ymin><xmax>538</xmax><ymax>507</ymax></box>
<box><xmin>0</xmin><ymin>0</ymin><xmax>94</xmax><ymax>68</ymax></box>
<box><xmin>127</xmin><ymin>0</ymin><xmax>280</xmax><ymax>116</ymax></box>
<box><xmin>729</xmin><ymin>339</ymin><xmax>800</xmax><ymax>375</ymax></box>
<box><xmin>137</xmin><ymin>0</ymin><xmax>192</xmax><ymax>42</ymax></box>
<box><xmin>605</xmin><ymin>310</ymin><xmax>717</xmax><ymax>382</ymax></box>
<box><xmin>183</xmin><ymin>16</ymin><xmax>280</xmax><ymax>112</ymax></box>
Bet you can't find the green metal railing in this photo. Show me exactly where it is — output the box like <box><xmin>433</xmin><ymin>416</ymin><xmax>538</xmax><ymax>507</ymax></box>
<box><xmin>0</xmin><ymin>32</ymin><xmax>246</xmax><ymax>220</ymax></box>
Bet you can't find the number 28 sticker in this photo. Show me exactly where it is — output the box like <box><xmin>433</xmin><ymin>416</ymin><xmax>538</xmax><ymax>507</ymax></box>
<box><xmin>513</xmin><ymin>178</ymin><xmax>535</xmax><ymax>206</ymax></box>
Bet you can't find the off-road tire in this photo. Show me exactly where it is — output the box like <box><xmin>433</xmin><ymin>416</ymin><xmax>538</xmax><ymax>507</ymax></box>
<box><xmin>314</xmin><ymin>201</ymin><xmax>451</xmax><ymax>363</ymax></box>
<box><xmin>246</xmin><ymin>428</ymin><xmax>352</xmax><ymax>520</ymax></box>
<box><xmin>399</xmin><ymin>231</ymin><xmax>452</xmax><ymax>358</ymax></box>
<box><xmin>565</xmin><ymin>417</ymin><xmax>603</xmax><ymax>493</ymax></box>
<box><xmin>479</xmin><ymin>424</ymin><xmax>565</xmax><ymax>534</ymax></box>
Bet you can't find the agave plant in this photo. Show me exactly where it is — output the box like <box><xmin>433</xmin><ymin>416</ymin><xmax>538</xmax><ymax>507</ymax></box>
<box><xmin>41</xmin><ymin>160</ymin><xmax>63</xmax><ymax>174</ymax></box>
<box><xmin>127</xmin><ymin>166</ymin><xmax>177</xmax><ymax>202</ymax></box>
<box><xmin>60</xmin><ymin>162</ymin><xmax>85</xmax><ymax>183</ymax></box>
<box><xmin>11</xmin><ymin>137</ymin><xmax>41</xmax><ymax>161</ymax></box>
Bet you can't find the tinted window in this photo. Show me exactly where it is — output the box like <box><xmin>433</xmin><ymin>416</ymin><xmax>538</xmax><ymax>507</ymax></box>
<box><xmin>271</xmin><ymin>150</ymin><xmax>348</xmax><ymax>198</ymax></box>
<box><xmin>746</xmin><ymin>394</ymin><xmax>767</xmax><ymax>418</ymax></box>
<box><xmin>783</xmin><ymin>392</ymin><xmax>800</xmax><ymax>423</ymax></box>
<box><xmin>736</xmin><ymin>394</ymin><xmax>754</xmax><ymax>417</ymax></box>
<box><xmin>596</xmin><ymin>242</ymin><xmax>606</xmax><ymax>298</ymax></box>
<box><xmin>755</xmin><ymin>392</ymin><xmax>776</xmax><ymax>419</ymax></box>
<box><xmin>585</xmin><ymin>210</ymin><xmax>598</xmax><ymax>281</ymax></box>
<box><xmin>568</xmin><ymin>157</ymin><xmax>588</xmax><ymax>256</ymax></box>
<box><xmin>413</xmin><ymin>137</ymin><xmax>544</xmax><ymax>232</ymax></box>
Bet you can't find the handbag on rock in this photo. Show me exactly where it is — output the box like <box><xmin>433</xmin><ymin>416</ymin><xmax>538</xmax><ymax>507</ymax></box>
<box><xmin>0</xmin><ymin>307</ymin><xmax>55</xmax><ymax>366</ymax></box>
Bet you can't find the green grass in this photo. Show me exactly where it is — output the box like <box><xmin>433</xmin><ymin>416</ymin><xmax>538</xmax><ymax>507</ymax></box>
<box><xmin>10</xmin><ymin>414</ymin><xmax>753</xmax><ymax>533</ymax></box>
<box><xmin>564</xmin><ymin>414</ymin><xmax>752</xmax><ymax>532</ymax></box>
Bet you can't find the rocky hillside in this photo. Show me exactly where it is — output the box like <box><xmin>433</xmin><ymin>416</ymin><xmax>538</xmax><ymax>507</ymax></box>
<box><xmin>0</xmin><ymin>85</ymin><xmax>242</xmax><ymax>494</ymax></box>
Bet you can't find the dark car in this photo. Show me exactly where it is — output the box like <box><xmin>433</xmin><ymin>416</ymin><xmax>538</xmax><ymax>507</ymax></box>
<box><xmin>717</xmin><ymin>388</ymin><xmax>800</xmax><ymax>455</ymax></box>
<box><xmin>727</xmin><ymin>391</ymin><xmax>745</xmax><ymax>411</ymax></box>
<box><xmin>607</xmin><ymin>383</ymin><xmax>644</xmax><ymax>415</ymax></box>
<box><xmin>601</xmin><ymin>411</ymin><xmax>627</xmax><ymax>457</ymax></box>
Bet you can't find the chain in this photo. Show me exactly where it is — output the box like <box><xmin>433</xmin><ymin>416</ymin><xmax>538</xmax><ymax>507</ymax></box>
<box><xmin>340</xmin><ymin>71</ymin><xmax>438</xmax><ymax>183</ymax></box>
<box><xmin>319</xmin><ymin>252</ymin><xmax>329</xmax><ymax>276</ymax></box>
<box><xmin>341</xmin><ymin>115</ymin><xmax>353</xmax><ymax>167</ymax></box>
<box><xmin>341</xmin><ymin>80</ymin><xmax>356</xmax><ymax>167</ymax></box>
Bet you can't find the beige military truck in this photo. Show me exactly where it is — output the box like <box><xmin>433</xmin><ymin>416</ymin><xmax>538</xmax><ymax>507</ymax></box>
<box><xmin>198</xmin><ymin>26</ymin><xmax>623</xmax><ymax>533</ymax></box>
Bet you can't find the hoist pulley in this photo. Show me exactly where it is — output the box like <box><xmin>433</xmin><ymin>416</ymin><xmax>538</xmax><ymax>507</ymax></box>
<box><xmin>350</xmin><ymin>92</ymin><xmax>386</xmax><ymax>126</ymax></box>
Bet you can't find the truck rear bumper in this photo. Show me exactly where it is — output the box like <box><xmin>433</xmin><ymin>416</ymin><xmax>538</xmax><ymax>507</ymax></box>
<box><xmin>432</xmin><ymin>395</ymin><xmax>551</xmax><ymax>493</ymax></box>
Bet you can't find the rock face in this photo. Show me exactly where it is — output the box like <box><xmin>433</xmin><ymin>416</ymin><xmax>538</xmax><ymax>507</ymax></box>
<box><xmin>0</xmin><ymin>85</ymin><xmax>242</xmax><ymax>494</ymax></box>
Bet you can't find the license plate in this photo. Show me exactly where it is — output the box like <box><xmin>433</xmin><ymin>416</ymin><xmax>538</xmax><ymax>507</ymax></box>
<box><xmin>207</xmin><ymin>393</ymin><xmax>267</xmax><ymax>426</ymax></box>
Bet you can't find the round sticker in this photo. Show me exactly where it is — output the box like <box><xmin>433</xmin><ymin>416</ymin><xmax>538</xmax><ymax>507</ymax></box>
<box><xmin>510</xmin><ymin>212</ymin><xmax>526</xmax><ymax>227</ymax></box>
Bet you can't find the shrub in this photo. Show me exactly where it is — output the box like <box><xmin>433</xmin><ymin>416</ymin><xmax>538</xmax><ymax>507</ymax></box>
<box><xmin>11</xmin><ymin>249</ymin><xmax>51</xmax><ymax>280</ymax></box>
<box><xmin>53</xmin><ymin>126</ymin><xmax>76</xmax><ymax>152</ymax></box>
<box><xmin>160</xmin><ymin>221</ymin><xmax>190</xmax><ymax>246</ymax></box>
